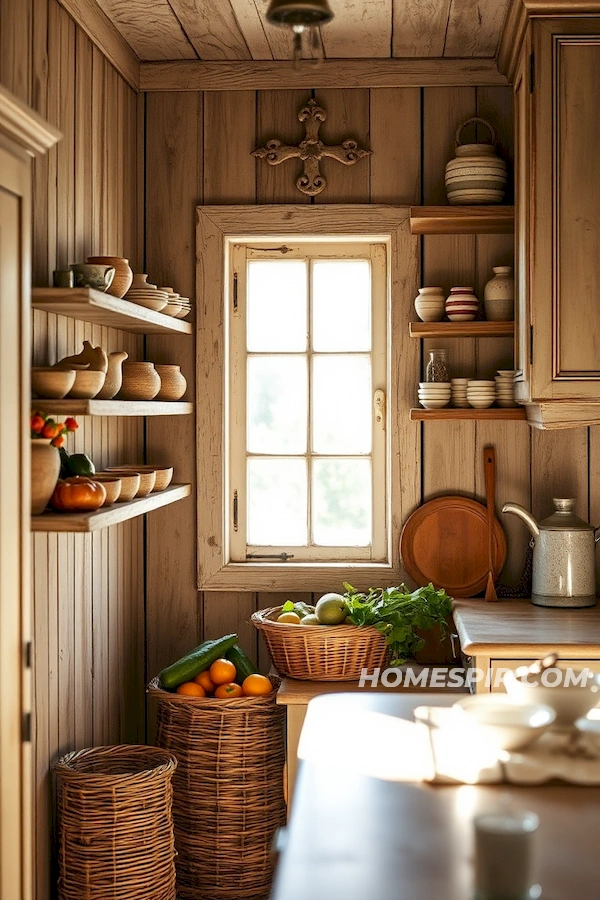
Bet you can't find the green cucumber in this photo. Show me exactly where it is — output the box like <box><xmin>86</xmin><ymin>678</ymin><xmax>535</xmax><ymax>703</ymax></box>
<box><xmin>226</xmin><ymin>644</ymin><xmax>259</xmax><ymax>682</ymax></box>
<box><xmin>158</xmin><ymin>633</ymin><xmax>238</xmax><ymax>690</ymax></box>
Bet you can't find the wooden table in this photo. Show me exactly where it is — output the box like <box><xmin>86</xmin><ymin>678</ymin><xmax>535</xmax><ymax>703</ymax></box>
<box><xmin>453</xmin><ymin>599</ymin><xmax>600</xmax><ymax>693</ymax></box>
<box><xmin>276</xmin><ymin>670</ymin><xmax>467</xmax><ymax>811</ymax></box>
<box><xmin>271</xmin><ymin>693</ymin><xmax>599</xmax><ymax>900</ymax></box>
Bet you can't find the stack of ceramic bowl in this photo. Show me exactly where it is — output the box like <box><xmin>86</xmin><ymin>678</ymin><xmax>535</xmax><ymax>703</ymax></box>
<box><xmin>173</xmin><ymin>297</ymin><xmax>192</xmax><ymax>319</ymax></box>
<box><xmin>445</xmin><ymin>287</ymin><xmax>479</xmax><ymax>322</ymax></box>
<box><xmin>450</xmin><ymin>378</ymin><xmax>470</xmax><ymax>408</ymax></box>
<box><xmin>418</xmin><ymin>382</ymin><xmax>451</xmax><ymax>409</ymax></box>
<box><xmin>124</xmin><ymin>274</ymin><xmax>168</xmax><ymax>312</ymax></box>
<box><xmin>159</xmin><ymin>287</ymin><xmax>184</xmax><ymax>318</ymax></box>
<box><xmin>495</xmin><ymin>369</ymin><xmax>517</xmax><ymax>407</ymax></box>
<box><xmin>467</xmin><ymin>380</ymin><xmax>496</xmax><ymax>409</ymax></box>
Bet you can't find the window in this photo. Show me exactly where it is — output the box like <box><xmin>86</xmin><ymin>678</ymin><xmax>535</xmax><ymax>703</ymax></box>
<box><xmin>229</xmin><ymin>241</ymin><xmax>387</xmax><ymax>563</ymax></box>
<box><xmin>197</xmin><ymin>206</ymin><xmax>419</xmax><ymax>591</ymax></box>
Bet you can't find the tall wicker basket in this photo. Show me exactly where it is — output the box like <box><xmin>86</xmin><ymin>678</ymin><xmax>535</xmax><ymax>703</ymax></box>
<box><xmin>149</xmin><ymin>678</ymin><xmax>286</xmax><ymax>900</ymax></box>
<box><xmin>55</xmin><ymin>744</ymin><xmax>177</xmax><ymax>900</ymax></box>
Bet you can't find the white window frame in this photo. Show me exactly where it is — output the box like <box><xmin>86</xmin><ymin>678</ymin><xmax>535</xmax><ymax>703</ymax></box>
<box><xmin>230</xmin><ymin>240</ymin><xmax>387</xmax><ymax>562</ymax></box>
<box><xmin>196</xmin><ymin>205</ymin><xmax>420</xmax><ymax>592</ymax></box>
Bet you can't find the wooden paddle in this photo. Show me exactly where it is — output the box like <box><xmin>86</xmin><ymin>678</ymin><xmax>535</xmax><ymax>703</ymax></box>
<box><xmin>484</xmin><ymin>445</ymin><xmax>498</xmax><ymax>601</ymax></box>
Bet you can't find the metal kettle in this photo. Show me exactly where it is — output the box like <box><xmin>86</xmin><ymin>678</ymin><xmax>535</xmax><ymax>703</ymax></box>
<box><xmin>502</xmin><ymin>498</ymin><xmax>600</xmax><ymax>608</ymax></box>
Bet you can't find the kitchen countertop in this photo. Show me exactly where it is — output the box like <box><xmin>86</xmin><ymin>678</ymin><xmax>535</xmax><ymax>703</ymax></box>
<box><xmin>271</xmin><ymin>693</ymin><xmax>599</xmax><ymax>900</ymax></box>
<box><xmin>453</xmin><ymin>598</ymin><xmax>600</xmax><ymax>657</ymax></box>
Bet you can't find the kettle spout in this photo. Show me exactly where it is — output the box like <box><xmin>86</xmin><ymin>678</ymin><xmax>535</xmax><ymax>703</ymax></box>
<box><xmin>502</xmin><ymin>502</ymin><xmax>540</xmax><ymax>537</ymax></box>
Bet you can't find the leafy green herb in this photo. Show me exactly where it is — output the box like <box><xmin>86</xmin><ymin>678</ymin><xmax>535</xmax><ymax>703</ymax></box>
<box><xmin>281</xmin><ymin>600</ymin><xmax>295</xmax><ymax>612</ymax></box>
<box><xmin>342</xmin><ymin>582</ymin><xmax>453</xmax><ymax>665</ymax></box>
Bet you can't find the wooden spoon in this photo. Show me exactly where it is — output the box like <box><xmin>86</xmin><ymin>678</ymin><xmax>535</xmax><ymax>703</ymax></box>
<box><xmin>484</xmin><ymin>446</ymin><xmax>498</xmax><ymax>601</ymax></box>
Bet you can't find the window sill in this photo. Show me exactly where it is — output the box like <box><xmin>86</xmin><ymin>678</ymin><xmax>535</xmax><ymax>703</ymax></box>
<box><xmin>198</xmin><ymin>561</ymin><xmax>407</xmax><ymax>593</ymax></box>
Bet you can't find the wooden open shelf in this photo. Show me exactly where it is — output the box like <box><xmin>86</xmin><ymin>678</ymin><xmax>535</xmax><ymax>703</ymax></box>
<box><xmin>410</xmin><ymin>408</ymin><xmax>526</xmax><ymax>421</ymax></box>
<box><xmin>31</xmin><ymin>399</ymin><xmax>193</xmax><ymax>416</ymax></box>
<box><xmin>409</xmin><ymin>321</ymin><xmax>514</xmax><ymax>338</ymax></box>
<box><xmin>32</xmin><ymin>287</ymin><xmax>192</xmax><ymax>335</ymax></box>
<box><xmin>409</xmin><ymin>206</ymin><xmax>514</xmax><ymax>234</ymax></box>
<box><xmin>31</xmin><ymin>483</ymin><xmax>191</xmax><ymax>532</ymax></box>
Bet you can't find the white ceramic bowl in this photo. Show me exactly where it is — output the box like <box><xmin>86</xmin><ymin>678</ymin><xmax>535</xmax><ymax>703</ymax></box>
<box><xmin>497</xmin><ymin>370</ymin><xmax>516</xmax><ymax>376</ymax></box>
<box><xmin>419</xmin><ymin>398</ymin><xmax>450</xmax><ymax>409</ymax></box>
<box><xmin>454</xmin><ymin>695</ymin><xmax>556</xmax><ymax>751</ymax></box>
<box><xmin>419</xmin><ymin>382</ymin><xmax>450</xmax><ymax>389</ymax></box>
<box><xmin>469</xmin><ymin>398</ymin><xmax>496</xmax><ymax>409</ymax></box>
<box><xmin>468</xmin><ymin>380</ymin><xmax>496</xmax><ymax>387</ymax></box>
<box><xmin>503</xmin><ymin>666</ymin><xmax>600</xmax><ymax>726</ymax></box>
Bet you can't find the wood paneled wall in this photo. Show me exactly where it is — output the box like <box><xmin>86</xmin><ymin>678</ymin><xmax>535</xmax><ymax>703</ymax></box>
<box><xmin>145</xmin><ymin>84</ymin><xmax>597</xmax><ymax>680</ymax></box>
<box><xmin>1</xmin><ymin>1</ymin><xmax>144</xmax><ymax>897</ymax></box>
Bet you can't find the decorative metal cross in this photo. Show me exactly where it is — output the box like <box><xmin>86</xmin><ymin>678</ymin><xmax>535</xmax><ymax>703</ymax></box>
<box><xmin>252</xmin><ymin>97</ymin><xmax>371</xmax><ymax>196</ymax></box>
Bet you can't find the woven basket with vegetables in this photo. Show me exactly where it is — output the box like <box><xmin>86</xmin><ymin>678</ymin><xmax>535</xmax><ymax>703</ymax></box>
<box><xmin>148</xmin><ymin>636</ymin><xmax>285</xmax><ymax>900</ymax></box>
<box><xmin>252</xmin><ymin>584</ymin><xmax>453</xmax><ymax>682</ymax></box>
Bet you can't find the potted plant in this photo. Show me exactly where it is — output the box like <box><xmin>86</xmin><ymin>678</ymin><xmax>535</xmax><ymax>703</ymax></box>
<box><xmin>30</xmin><ymin>412</ymin><xmax>78</xmax><ymax>514</ymax></box>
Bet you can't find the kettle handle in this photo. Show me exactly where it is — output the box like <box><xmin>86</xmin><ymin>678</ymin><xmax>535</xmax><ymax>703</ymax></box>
<box><xmin>594</xmin><ymin>526</ymin><xmax>600</xmax><ymax>545</ymax></box>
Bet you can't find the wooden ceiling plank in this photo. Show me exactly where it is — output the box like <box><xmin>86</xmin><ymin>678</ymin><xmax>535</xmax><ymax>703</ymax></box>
<box><xmin>141</xmin><ymin>57</ymin><xmax>508</xmax><ymax>91</ymax></box>
<box><xmin>166</xmin><ymin>0</ymin><xmax>251</xmax><ymax>60</ymax></box>
<box><xmin>94</xmin><ymin>0</ymin><xmax>198</xmax><ymax>60</ymax></box>
<box><xmin>253</xmin><ymin>0</ymin><xmax>295</xmax><ymax>59</ymax></box>
<box><xmin>392</xmin><ymin>0</ymin><xmax>451</xmax><ymax>57</ymax></box>
<box><xmin>323</xmin><ymin>0</ymin><xmax>392</xmax><ymax>58</ymax></box>
<box><xmin>56</xmin><ymin>0</ymin><xmax>140</xmax><ymax>89</ymax></box>
<box><xmin>228</xmin><ymin>0</ymin><xmax>273</xmax><ymax>59</ymax></box>
<box><xmin>444</xmin><ymin>0</ymin><xmax>511</xmax><ymax>58</ymax></box>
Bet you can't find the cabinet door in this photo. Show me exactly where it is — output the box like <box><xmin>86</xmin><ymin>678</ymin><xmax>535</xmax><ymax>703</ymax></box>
<box><xmin>513</xmin><ymin>30</ymin><xmax>533</xmax><ymax>400</ymax></box>
<box><xmin>530</xmin><ymin>18</ymin><xmax>600</xmax><ymax>400</ymax></box>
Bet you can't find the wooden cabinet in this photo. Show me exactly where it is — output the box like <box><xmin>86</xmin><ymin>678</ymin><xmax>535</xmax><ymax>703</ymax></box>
<box><xmin>0</xmin><ymin>86</ymin><xmax>59</xmax><ymax>900</ymax></box>
<box><xmin>510</xmin><ymin>13</ymin><xmax>600</xmax><ymax>428</ymax></box>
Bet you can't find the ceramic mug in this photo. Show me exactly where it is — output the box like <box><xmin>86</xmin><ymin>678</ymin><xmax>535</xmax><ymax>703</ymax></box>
<box><xmin>53</xmin><ymin>269</ymin><xmax>74</xmax><ymax>288</ymax></box>
<box><xmin>70</xmin><ymin>263</ymin><xmax>116</xmax><ymax>292</ymax></box>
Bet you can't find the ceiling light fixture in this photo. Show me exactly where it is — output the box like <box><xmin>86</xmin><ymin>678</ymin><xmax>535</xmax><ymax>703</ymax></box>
<box><xmin>266</xmin><ymin>0</ymin><xmax>334</xmax><ymax>67</ymax></box>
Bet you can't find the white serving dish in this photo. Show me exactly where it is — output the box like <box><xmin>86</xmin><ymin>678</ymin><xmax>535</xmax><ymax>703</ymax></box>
<box><xmin>419</xmin><ymin>398</ymin><xmax>450</xmax><ymax>409</ymax></box>
<box><xmin>503</xmin><ymin>666</ymin><xmax>600</xmax><ymax>726</ymax></box>
<box><xmin>454</xmin><ymin>695</ymin><xmax>556</xmax><ymax>751</ymax></box>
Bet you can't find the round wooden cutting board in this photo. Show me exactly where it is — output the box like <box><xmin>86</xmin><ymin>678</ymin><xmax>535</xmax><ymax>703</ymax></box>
<box><xmin>400</xmin><ymin>496</ymin><xmax>507</xmax><ymax>597</ymax></box>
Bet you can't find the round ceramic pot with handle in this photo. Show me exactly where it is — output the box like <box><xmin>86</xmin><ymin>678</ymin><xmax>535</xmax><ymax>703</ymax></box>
<box><xmin>445</xmin><ymin>117</ymin><xmax>507</xmax><ymax>205</ymax></box>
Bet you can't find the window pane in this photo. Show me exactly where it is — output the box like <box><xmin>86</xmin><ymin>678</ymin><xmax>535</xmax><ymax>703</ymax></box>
<box><xmin>247</xmin><ymin>260</ymin><xmax>307</xmax><ymax>351</ymax></box>
<box><xmin>312</xmin><ymin>356</ymin><xmax>371</xmax><ymax>454</ymax></box>
<box><xmin>312</xmin><ymin>260</ymin><xmax>371</xmax><ymax>351</ymax></box>
<box><xmin>248</xmin><ymin>458</ymin><xmax>307</xmax><ymax>545</ymax></box>
<box><xmin>312</xmin><ymin>458</ymin><xmax>372</xmax><ymax>546</ymax></box>
<box><xmin>247</xmin><ymin>356</ymin><xmax>307</xmax><ymax>453</ymax></box>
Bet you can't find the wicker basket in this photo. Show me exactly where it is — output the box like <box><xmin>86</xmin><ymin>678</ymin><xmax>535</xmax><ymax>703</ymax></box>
<box><xmin>148</xmin><ymin>678</ymin><xmax>286</xmax><ymax>900</ymax></box>
<box><xmin>55</xmin><ymin>744</ymin><xmax>177</xmax><ymax>900</ymax></box>
<box><xmin>251</xmin><ymin>606</ymin><xmax>389</xmax><ymax>681</ymax></box>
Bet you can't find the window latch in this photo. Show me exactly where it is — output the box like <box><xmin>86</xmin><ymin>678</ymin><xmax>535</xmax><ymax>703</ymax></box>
<box><xmin>246</xmin><ymin>553</ymin><xmax>295</xmax><ymax>561</ymax></box>
<box><xmin>374</xmin><ymin>389</ymin><xmax>386</xmax><ymax>427</ymax></box>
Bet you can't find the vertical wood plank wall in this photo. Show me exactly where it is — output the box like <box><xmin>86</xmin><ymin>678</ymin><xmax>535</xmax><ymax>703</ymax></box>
<box><xmin>1</xmin><ymin>2</ymin><xmax>144</xmax><ymax>898</ymax></box>
<box><xmin>145</xmin><ymin>84</ymin><xmax>594</xmax><ymax>680</ymax></box>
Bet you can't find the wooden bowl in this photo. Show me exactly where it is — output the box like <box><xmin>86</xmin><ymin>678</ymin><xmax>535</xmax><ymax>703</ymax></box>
<box><xmin>109</xmin><ymin>464</ymin><xmax>173</xmax><ymax>492</ymax></box>
<box><xmin>88</xmin><ymin>475</ymin><xmax>122</xmax><ymax>506</ymax></box>
<box><xmin>96</xmin><ymin>471</ymin><xmax>140</xmax><ymax>502</ymax></box>
<box><xmin>106</xmin><ymin>467</ymin><xmax>156</xmax><ymax>497</ymax></box>
<box><xmin>31</xmin><ymin>367</ymin><xmax>76</xmax><ymax>399</ymax></box>
<box><xmin>66</xmin><ymin>369</ymin><xmax>106</xmax><ymax>399</ymax></box>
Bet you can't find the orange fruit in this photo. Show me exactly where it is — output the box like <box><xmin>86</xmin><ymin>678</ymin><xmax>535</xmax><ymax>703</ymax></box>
<box><xmin>176</xmin><ymin>681</ymin><xmax>205</xmax><ymax>697</ymax></box>
<box><xmin>215</xmin><ymin>682</ymin><xmax>243</xmax><ymax>699</ymax></box>
<box><xmin>194</xmin><ymin>670</ymin><xmax>216</xmax><ymax>693</ymax></box>
<box><xmin>242</xmin><ymin>674</ymin><xmax>273</xmax><ymax>696</ymax></box>
<box><xmin>209</xmin><ymin>658</ymin><xmax>237</xmax><ymax>685</ymax></box>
